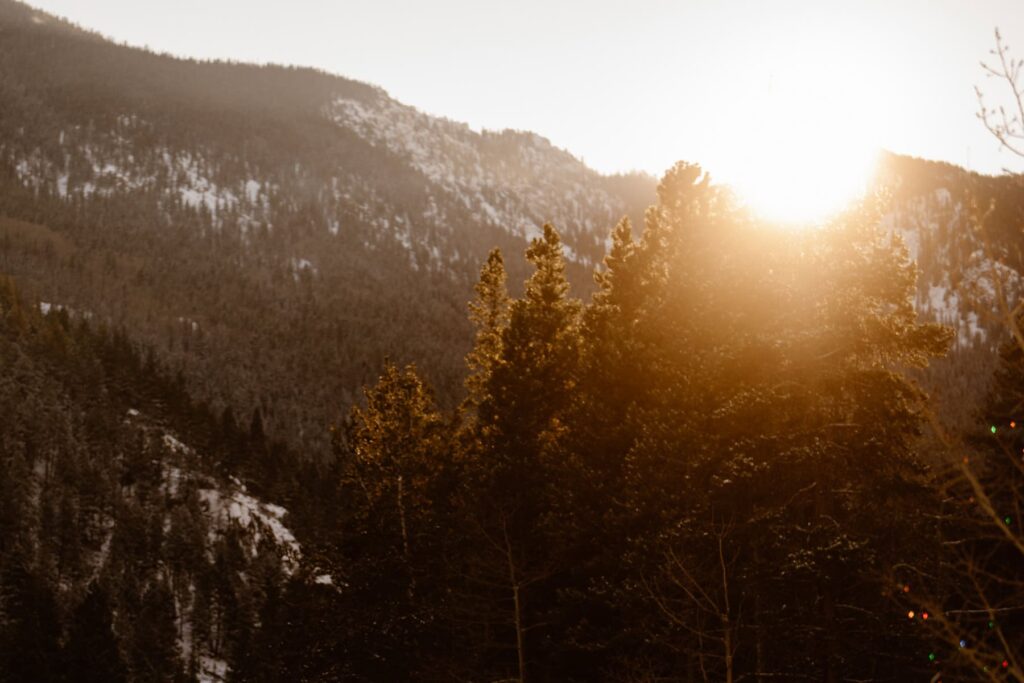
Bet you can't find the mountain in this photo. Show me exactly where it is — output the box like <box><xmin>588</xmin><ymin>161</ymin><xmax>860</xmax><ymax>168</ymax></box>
<box><xmin>876</xmin><ymin>152</ymin><xmax>1024</xmax><ymax>426</ymax></box>
<box><xmin>0</xmin><ymin>0</ymin><xmax>655</xmax><ymax>457</ymax></box>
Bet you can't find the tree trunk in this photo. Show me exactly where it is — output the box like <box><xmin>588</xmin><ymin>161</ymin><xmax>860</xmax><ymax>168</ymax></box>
<box><xmin>723</xmin><ymin>615</ymin><xmax>735</xmax><ymax>683</ymax></box>
<box><xmin>503</xmin><ymin>521</ymin><xmax>527</xmax><ymax>683</ymax></box>
<box><xmin>755</xmin><ymin>593</ymin><xmax>766</xmax><ymax>682</ymax></box>
<box><xmin>821</xmin><ymin>581</ymin><xmax>839</xmax><ymax>683</ymax></box>
<box><xmin>718</xmin><ymin>533</ymin><xmax>734</xmax><ymax>683</ymax></box>
<box><xmin>397</xmin><ymin>474</ymin><xmax>415</xmax><ymax>600</ymax></box>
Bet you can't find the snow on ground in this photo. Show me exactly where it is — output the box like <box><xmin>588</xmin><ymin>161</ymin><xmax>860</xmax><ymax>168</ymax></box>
<box><xmin>289</xmin><ymin>257</ymin><xmax>318</xmax><ymax>278</ymax></box>
<box><xmin>162</xmin><ymin>433</ymin><xmax>191</xmax><ymax>455</ymax></box>
<box><xmin>244</xmin><ymin>179</ymin><xmax>261</xmax><ymax>203</ymax></box>
<box><xmin>884</xmin><ymin>187</ymin><xmax>1022</xmax><ymax>350</ymax></box>
<box><xmin>38</xmin><ymin>300</ymin><xmax>93</xmax><ymax>320</ymax></box>
<box><xmin>197</xmin><ymin>485</ymin><xmax>302</xmax><ymax>575</ymax></box>
<box><xmin>198</xmin><ymin>655</ymin><xmax>228</xmax><ymax>683</ymax></box>
<box><xmin>8</xmin><ymin>139</ymin><xmax>262</xmax><ymax>230</ymax></box>
<box><xmin>329</xmin><ymin>93</ymin><xmax>620</xmax><ymax>263</ymax></box>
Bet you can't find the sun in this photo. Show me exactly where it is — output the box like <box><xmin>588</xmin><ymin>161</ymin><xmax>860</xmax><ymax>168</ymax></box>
<box><xmin>705</xmin><ymin>69</ymin><xmax>884</xmax><ymax>226</ymax></box>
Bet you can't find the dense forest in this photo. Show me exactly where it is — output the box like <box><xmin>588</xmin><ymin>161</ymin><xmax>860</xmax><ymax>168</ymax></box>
<box><xmin>2</xmin><ymin>0</ymin><xmax>1024</xmax><ymax>681</ymax></box>
<box><xmin>3</xmin><ymin>160</ymin><xmax>1023</xmax><ymax>681</ymax></box>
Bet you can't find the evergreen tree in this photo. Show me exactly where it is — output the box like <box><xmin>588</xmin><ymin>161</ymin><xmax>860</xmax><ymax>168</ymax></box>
<box><xmin>617</xmin><ymin>176</ymin><xmax>951</xmax><ymax>680</ymax></box>
<box><xmin>0</xmin><ymin>547</ymin><xmax>62</xmax><ymax>683</ymax></box>
<box><xmin>462</xmin><ymin>248</ymin><xmax>510</xmax><ymax>425</ymax></box>
<box><xmin>338</xmin><ymin>362</ymin><xmax>455</xmax><ymax>679</ymax></box>
<box><xmin>480</xmin><ymin>223</ymin><xmax>581</xmax><ymax>459</ymax></box>
<box><xmin>466</xmin><ymin>223</ymin><xmax>582</xmax><ymax>682</ymax></box>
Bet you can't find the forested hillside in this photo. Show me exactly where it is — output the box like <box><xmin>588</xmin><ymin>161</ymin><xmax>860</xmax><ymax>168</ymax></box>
<box><xmin>0</xmin><ymin>277</ymin><xmax>345</xmax><ymax>681</ymax></box>
<box><xmin>0</xmin><ymin>0</ymin><xmax>654</xmax><ymax>458</ymax></box>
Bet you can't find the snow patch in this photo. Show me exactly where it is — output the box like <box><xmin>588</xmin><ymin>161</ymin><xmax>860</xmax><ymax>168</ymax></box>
<box><xmin>162</xmin><ymin>434</ymin><xmax>191</xmax><ymax>455</ymax></box>
<box><xmin>329</xmin><ymin>95</ymin><xmax>621</xmax><ymax>265</ymax></box>
<box><xmin>198</xmin><ymin>655</ymin><xmax>228</xmax><ymax>683</ymax></box>
<box><xmin>197</xmin><ymin>486</ymin><xmax>302</xmax><ymax>575</ymax></box>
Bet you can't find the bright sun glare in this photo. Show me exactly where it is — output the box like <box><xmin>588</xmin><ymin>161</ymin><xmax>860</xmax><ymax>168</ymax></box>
<box><xmin>706</xmin><ymin>63</ymin><xmax>883</xmax><ymax>227</ymax></box>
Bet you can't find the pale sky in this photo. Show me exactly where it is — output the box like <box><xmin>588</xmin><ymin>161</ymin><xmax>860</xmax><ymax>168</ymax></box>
<box><xmin>21</xmin><ymin>0</ymin><xmax>1024</xmax><ymax>183</ymax></box>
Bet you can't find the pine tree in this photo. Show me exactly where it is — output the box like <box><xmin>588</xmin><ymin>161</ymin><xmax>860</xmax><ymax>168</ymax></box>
<box><xmin>650</xmin><ymin>189</ymin><xmax>949</xmax><ymax>680</ymax></box>
<box><xmin>338</xmin><ymin>362</ymin><xmax>455</xmax><ymax>678</ymax></box>
<box><xmin>462</xmin><ymin>248</ymin><xmax>510</xmax><ymax>426</ymax></box>
<box><xmin>345</xmin><ymin>362</ymin><xmax>447</xmax><ymax>598</ymax></box>
<box><xmin>0</xmin><ymin>547</ymin><xmax>62</xmax><ymax>683</ymax></box>
<box><xmin>553</xmin><ymin>167</ymin><xmax>953</xmax><ymax>681</ymax></box>
<box><xmin>480</xmin><ymin>224</ymin><xmax>581</xmax><ymax>458</ymax></box>
<box><xmin>464</xmin><ymin>223</ymin><xmax>582</xmax><ymax>682</ymax></box>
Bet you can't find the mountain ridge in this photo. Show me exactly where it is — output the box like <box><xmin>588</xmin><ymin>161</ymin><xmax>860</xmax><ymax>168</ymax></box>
<box><xmin>0</xmin><ymin>0</ymin><xmax>655</xmax><ymax>457</ymax></box>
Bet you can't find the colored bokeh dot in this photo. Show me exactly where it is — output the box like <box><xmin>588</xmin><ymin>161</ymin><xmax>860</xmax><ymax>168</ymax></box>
<box><xmin>959</xmin><ymin>639</ymin><xmax>967</xmax><ymax>648</ymax></box>
<box><xmin>1003</xmin><ymin>660</ymin><xmax>1010</xmax><ymax>668</ymax></box>
<box><xmin>1005</xmin><ymin>516</ymin><xmax>1012</xmax><ymax>525</ymax></box>
<box><xmin>928</xmin><ymin>652</ymin><xmax>936</xmax><ymax>662</ymax></box>
<box><xmin>907</xmin><ymin>610</ymin><xmax>915</xmax><ymax>619</ymax></box>
<box><xmin>991</xmin><ymin>425</ymin><xmax>997</xmax><ymax>433</ymax></box>
<box><xmin>922</xmin><ymin>612</ymin><xmax>929</xmax><ymax>620</ymax></box>
<box><xmin>903</xmin><ymin>584</ymin><xmax>910</xmax><ymax>593</ymax></box>
<box><xmin>989</xmin><ymin>620</ymin><xmax>995</xmax><ymax>629</ymax></box>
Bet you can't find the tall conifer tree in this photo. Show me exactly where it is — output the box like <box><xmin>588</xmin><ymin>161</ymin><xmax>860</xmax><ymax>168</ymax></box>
<box><xmin>462</xmin><ymin>248</ymin><xmax>510</xmax><ymax>427</ymax></box>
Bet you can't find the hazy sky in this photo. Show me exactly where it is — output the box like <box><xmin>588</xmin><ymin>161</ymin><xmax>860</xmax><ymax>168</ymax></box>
<box><xmin>21</xmin><ymin>0</ymin><xmax>1024</xmax><ymax>181</ymax></box>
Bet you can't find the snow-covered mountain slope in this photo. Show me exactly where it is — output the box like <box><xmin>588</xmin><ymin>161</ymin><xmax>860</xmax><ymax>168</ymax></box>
<box><xmin>876</xmin><ymin>154</ymin><xmax>1024</xmax><ymax>424</ymax></box>
<box><xmin>0</xmin><ymin>0</ymin><xmax>650</xmax><ymax>275</ymax></box>
<box><xmin>876</xmin><ymin>156</ymin><xmax>1019</xmax><ymax>350</ymax></box>
<box><xmin>139</xmin><ymin>417</ymin><xmax>304</xmax><ymax>577</ymax></box>
<box><xmin>5</xmin><ymin>100</ymin><xmax>637</xmax><ymax>272</ymax></box>
<box><xmin>330</xmin><ymin>94</ymin><xmax>627</xmax><ymax>266</ymax></box>
<box><xmin>118</xmin><ymin>410</ymin><xmax>324</xmax><ymax>682</ymax></box>
<box><xmin>0</xmin><ymin>0</ymin><xmax>655</xmax><ymax>453</ymax></box>
<box><xmin>883</xmin><ymin>187</ymin><xmax>1021</xmax><ymax>349</ymax></box>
